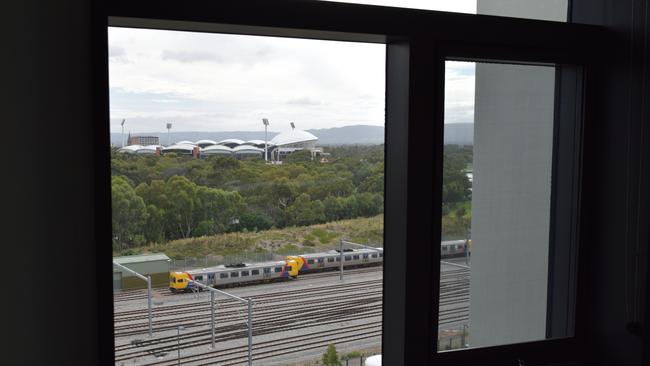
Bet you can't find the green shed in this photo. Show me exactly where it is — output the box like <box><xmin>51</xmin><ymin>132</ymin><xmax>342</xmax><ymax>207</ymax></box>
<box><xmin>113</xmin><ymin>253</ymin><xmax>171</xmax><ymax>291</ymax></box>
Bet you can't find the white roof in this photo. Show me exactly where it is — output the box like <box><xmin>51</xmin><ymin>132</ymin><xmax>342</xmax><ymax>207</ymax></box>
<box><xmin>135</xmin><ymin>145</ymin><xmax>160</xmax><ymax>154</ymax></box>
<box><xmin>202</xmin><ymin>145</ymin><xmax>233</xmax><ymax>154</ymax></box>
<box><xmin>243</xmin><ymin>139</ymin><xmax>266</xmax><ymax>146</ymax></box>
<box><xmin>118</xmin><ymin>145</ymin><xmax>142</xmax><ymax>153</ymax></box>
<box><xmin>176</xmin><ymin>140</ymin><xmax>196</xmax><ymax>145</ymax></box>
<box><xmin>195</xmin><ymin>139</ymin><xmax>217</xmax><ymax>146</ymax></box>
<box><xmin>233</xmin><ymin>145</ymin><xmax>264</xmax><ymax>153</ymax></box>
<box><xmin>162</xmin><ymin>143</ymin><xmax>196</xmax><ymax>152</ymax></box>
<box><xmin>269</xmin><ymin>129</ymin><xmax>318</xmax><ymax>146</ymax></box>
<box><xmin>217</xmin><ymin>139</ymin><xmax>245</xmax><ymax>146</ymax></box>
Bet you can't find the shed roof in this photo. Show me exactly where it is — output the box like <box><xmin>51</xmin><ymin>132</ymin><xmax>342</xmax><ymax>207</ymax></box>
<box><xmin>113</xmin><ymin>253</ymin><xmax>170</xmax><ymax>264</ymax></box>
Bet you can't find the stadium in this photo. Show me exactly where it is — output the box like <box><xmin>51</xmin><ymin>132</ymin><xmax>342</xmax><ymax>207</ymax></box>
<box><xmin>117</xmin><ymin>126</ymin><xmax>323</xmax><ymax>162</ymax></box>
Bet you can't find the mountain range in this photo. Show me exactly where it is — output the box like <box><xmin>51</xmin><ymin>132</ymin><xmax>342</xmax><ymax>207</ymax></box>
<box><xmin>110</xmin><ymin>123</ymin><xmax>473</xmax><ymax>147</ymax></box>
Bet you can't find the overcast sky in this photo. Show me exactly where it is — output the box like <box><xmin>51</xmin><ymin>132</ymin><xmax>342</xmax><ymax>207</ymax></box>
<box><xmin>108</xmin><ymin>0</ymin><xmax>476</xmax><ymax>133</ymax></box>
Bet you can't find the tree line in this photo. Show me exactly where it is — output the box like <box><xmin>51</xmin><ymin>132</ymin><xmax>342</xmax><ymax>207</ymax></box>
<box><xmin>111</xmin><ymin>144</ymin><xmax>472</xmax><ymax>248</ymax></box>
<box><xmin>111</xmin><ymin>145</ymin><xmax>385</xmax><ymax>248</ymax></box>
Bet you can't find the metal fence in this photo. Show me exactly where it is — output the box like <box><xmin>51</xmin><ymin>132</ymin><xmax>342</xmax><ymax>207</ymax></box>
<box><xmin>168</xmin><ymin>243</ymin><xmax>381</xmax><ymax>271</ymax></box>
<box><xmin>170</xmin><ymin>252</ymin><xmax>278</xmax><ymax>271</ymax></box>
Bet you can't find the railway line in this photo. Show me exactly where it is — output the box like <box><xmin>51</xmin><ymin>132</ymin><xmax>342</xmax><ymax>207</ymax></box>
<box><xmin>114</xmin><ymin>265</ymin><xmax>469</xmax><ymax>365</ymax></box>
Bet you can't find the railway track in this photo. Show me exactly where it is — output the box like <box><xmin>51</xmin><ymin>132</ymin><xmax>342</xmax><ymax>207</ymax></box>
<box><xmin>114</xmin><ymin>265</ymin><xmax>470</xmax><ymax>364</ymax></box>
<box><xmin>114</xmin><ymin>274</ymin><xmax>467</xmax><ymax>336</ymax></box>
<box><xmin>131</xmin><ymin>322</ymin><xmax>383</xmax><ymax>366</ymax></box>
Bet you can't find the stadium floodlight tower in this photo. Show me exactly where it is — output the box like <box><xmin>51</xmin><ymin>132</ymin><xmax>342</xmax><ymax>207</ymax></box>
<box><xmin>120</xmin><ymin>119</ymin><xmax>126</xmax><ymax>147</ymax></box>
<box><xmin>262</xmin><ymin>118</ymin><xmax>270</xmax><ymax>161</ymax></box>
<box><xmin>166</xmin><ymin>122</ymin><xmax>172</xmax><ymax>146</ymax></box>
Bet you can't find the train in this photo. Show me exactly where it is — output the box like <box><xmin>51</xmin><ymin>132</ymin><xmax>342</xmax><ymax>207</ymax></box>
<box><xmin>169</xmin><ymin>239</ymin><xmax>470</xmax><ymax>292</ymax></box>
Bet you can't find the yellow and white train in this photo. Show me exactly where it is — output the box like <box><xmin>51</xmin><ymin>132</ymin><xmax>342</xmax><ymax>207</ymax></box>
<box><xmin>170</xmin><ymin>240</ymin><xmax>468</xmax><ymax>292</ymax></box>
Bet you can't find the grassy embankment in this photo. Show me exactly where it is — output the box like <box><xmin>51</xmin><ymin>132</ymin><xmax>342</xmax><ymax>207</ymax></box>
<box><xmin>115</xmin><ymin>215</ymin><xmax>384</xmax><ymax>259</ymax></box>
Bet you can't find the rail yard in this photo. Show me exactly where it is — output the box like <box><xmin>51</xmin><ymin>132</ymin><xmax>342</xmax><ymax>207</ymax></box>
<box><xmin>114</xmin><ymin>261</ymin><xmax>470</xmax><ymax>365</ymax></box>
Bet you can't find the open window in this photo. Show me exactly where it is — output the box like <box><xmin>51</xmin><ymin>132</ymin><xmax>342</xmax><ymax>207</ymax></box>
<box><xmin>99</xmin><ymin>1</ymin><xmax>600</xmax><ymax>365</ymax></box>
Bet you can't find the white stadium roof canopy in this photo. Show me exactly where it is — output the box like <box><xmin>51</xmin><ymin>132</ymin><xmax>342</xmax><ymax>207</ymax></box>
<box><xmin>243</xmin><ymin>139</ymin><xmax>266</xmax><ymax>146</ymax></box>
<box><xmin>195</xmin><ymin>139</ymin><xmax>217</xmax><ymax>147</ymax></box>
<box><xmin>269</xmin><ymin>129</ymin><xmax>318</xmax><ymax>147</ymax></box>
<box><xmin>202</xmin><ymin>145</ymin><xmax>234</xmax><ymax>155</ymax></box>
<box><xmin>217</xmin><ymin>138</ymin><xmax>245</xmax><ymax>146</ymax></box>
<box><xmin>162</xmin><ymin>143</ymin><xmax>196</xmax><ymax>154</ymax></box>
<box><xmin>233</xmin><ymin>145</ymin><xmax>264</xmax><ymax>154</ymax></box>
<box><xmin>117</xmin><ymin>145</ymin><xmax>142</xmax><ymax>154</ymax></box>
<box><xmin>175</xmin><ymin>140</ymin><xmax>196</xmax><ymax>145</ymax></box>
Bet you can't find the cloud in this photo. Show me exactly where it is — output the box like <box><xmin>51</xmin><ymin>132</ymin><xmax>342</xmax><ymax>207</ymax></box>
<box><xmin>286</xmin><ymin>97</ymin><xmax>323</xmax><ymax>106</ymax></box>
<box><xmin>109</xmin><ymin>45</ymin><xmax>126</xmax><ymax>57</ymax></box>
<box><xmin>161</xmin><ymin>50</ymin><xmax>223</xmax><ymax>63</ymax></box>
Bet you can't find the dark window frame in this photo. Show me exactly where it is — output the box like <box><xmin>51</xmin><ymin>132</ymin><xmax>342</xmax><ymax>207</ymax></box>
<box><xmin>96</xmin><ymin>1</ymin><xmax>604</xmax><ymax>365</ymax></box>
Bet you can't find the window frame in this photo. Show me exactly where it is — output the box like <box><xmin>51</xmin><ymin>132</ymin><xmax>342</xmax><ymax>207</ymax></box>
<box><xmin>96</xmin><ymin>1</ymin><xmax>604</xmax><ymax>365</ymax></box>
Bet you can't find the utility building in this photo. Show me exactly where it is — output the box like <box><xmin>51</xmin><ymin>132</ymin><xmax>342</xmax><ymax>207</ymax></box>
<box><xmin>113</xmin><ymin>253</ymin><xmax>170</xmax><ymax>291</ymax></box>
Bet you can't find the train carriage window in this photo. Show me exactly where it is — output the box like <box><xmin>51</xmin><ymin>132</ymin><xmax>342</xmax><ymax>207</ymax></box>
<box><xmin>336</xmin><ymin>257</ymin><xmax>341</xmax><ymax>262</ymax></box>
<box><xmin>274</xmin><ymin>267</ymin><xmax>282</xmax><ymax>273</ymax></box>
<box><xmin>379</xmin><ymin>253</ymin><xmax>383</xmax><ymax>258</ymax></box>
<box><xmin>177</xmin><ymin>279</ymin><xmax>183</xmax><ymax>283</ymax></box>
<box><xmin>328</xmin><ymin>257</ymin><xmax>335</xmax><ymax>262</ymax></box>
<box><xmin>371</xmin><ymin>254</ymin><xmax>378</xmax><ymax>258</ymax></box>
<box><xmin>353</xmin><ymin>255</ymin><xmax>360</xmax><ymax>260</ymax></box>
<box><xmin>241</xmin><ymin>271</ymin><xmax>249</xmax><ymax>277</ymax></box>
<box><xmin>230</xmin><ymin>272</ymin><xmax>239</xmax><ymax>278</ymax></box>
<box><xmin>307</xmin><ymin>259</ymin><xmax>315</xmax><ymax>264</ymax></box>
<box><xmin>171</xmin><ymin>277</ymin><xmax>176</xmax><ymax>283</ymax></box>
<box><xmin>345</xmin><ymin>255</ymin><xmax>352</xmax><ymax>261</ymax></box>
<box><xmin>363</xmin><ymin>254</ymin><xmax>369</xmax><ymax>259</ymax></box>
<box><xmin>208</xmin><ymin>273</ymin><xmax>215</xmax><ymax>280</ymax></box>
<box><xmin>263</xmin><ymin>268</ymin><xmax>271</xmax><ymax>274</ymax></box>
<box><xmin>195</xmin><ymin>275</ymin><xmax>203</xmax><ymax>281</ymax></box>
<box><xmin>220</xmin><ymin>273</ymin><xmax>228</xmax><ymax>279</ymax></box>
<box><xmin>252</xmin><ymin>270</ymin><xmax>260</xmax><ymax>275</ymax></box>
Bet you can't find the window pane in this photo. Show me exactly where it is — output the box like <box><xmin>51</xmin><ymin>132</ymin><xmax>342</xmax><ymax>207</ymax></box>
<box><xmin>318</xmin><ymin>0</ymin><xmax>568</xmax><ymax>22</ymax></box>
<box><xmin>110</xmin><ymin>26</ymin><xmax>385</xmax><ymax>364</ymax></box>
<box><xmin>439</xmin><ymin>60</ymin><xmax>575</xmax><ymax>350</ymax></box>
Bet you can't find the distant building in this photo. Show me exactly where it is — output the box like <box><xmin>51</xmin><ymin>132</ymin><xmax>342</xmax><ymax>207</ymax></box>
<box><xmin>128</xmin><ymin>135</ymin><xmax>160</xmax><ymax>146</ymax></box>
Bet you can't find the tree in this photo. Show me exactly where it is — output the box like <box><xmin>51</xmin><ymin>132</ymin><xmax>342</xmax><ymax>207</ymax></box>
<box><xmin>111</xmin><ymin>176</ymin><xmax>148</xmax><ymax>248</ymax></box>
<box><xmin>322</xmin><ymin>344</ymin><xmax>341</xmax><ymax>366</ymax></box>
<box><xmin>164</xmin><ymin>175</ymin><xmax>197</xmax><ymax>238</ymax></box>
<box><xmin>286</xmin><ymin>193</ymin><xmax>325</xmax><ymax>226</ymax></box>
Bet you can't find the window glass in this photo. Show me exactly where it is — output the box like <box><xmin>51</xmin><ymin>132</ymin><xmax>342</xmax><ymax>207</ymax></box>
<box><xmin>110</xmin><ymin>26</ymin><xmax>386</xmax><ymax>364</ymax></box>
<box><xmin>439</xmin><ymin>60</ymin><xmax>574</xmax><ymax>351</ymax></box>
<box><xmin>317</xmin><ymin>0</ymin><xmax>568</xmax><ymax>22</ymax></box>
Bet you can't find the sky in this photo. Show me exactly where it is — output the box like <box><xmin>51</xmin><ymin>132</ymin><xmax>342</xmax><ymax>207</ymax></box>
<box><xmin>108</xmin><ymin>0</ymin><xmax>476</xmax><ymax>134</ymax></box>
